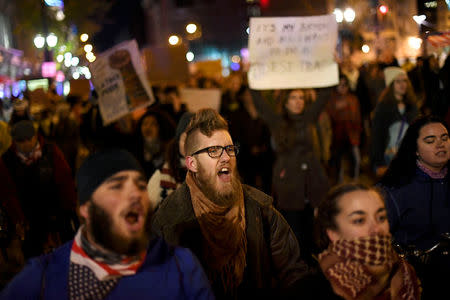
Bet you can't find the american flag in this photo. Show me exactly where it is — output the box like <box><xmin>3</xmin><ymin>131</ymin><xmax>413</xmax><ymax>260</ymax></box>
<box><xmin>427</xmin><ymin>31</ymin><xmax>450</xmax><ymax>48</ymax></box>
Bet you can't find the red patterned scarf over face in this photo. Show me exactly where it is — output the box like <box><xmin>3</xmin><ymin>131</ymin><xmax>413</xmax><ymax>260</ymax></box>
<box><xmin>186</xmin><ymin>171</ymin><xmax>247</xmax><ymax>292</ymax></box>
<box><xmin>318</xmin><ymin>234</ymin><xmax>421</xmax><ymax>300</ymax></box>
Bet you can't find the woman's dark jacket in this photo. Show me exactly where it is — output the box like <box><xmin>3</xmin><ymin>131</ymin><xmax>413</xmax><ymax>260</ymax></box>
<box><xmin>371</xmin><ymin>97</ymin><xmax>418</xmax><ymax>168</ymax></box>
<box><xmin>380</xmin><ymin>167</ymin><xmax>450</xmax><ymax>250</ymax></box>
<box><xmin>249</xmin><ymin>90</ymin><xmax>330</xmax><ymax>210</ymax></box>
<box><xmin>152</xmin><ymin>183</ymin><xmax>309</xmax><ymax>299</ymax></box>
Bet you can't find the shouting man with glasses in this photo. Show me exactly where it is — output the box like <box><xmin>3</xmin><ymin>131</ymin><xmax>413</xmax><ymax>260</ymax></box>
<box><xmin>152</xmin><ymin>109</ymin><xmax>310</xmax><ymax>299</ymax></box>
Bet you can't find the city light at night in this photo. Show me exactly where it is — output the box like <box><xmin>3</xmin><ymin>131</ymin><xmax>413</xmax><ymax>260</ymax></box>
<box><xmin>362</xmin><ymin>44</ymin><xmax>370</xmax><ymax>53</ymax></box>
<box><xmin>80</xmin><ymin>33</ymin><xmax>89</xmax><ymax>42</ymax></box>
<box><xmin>186</xmin><ymin>23</ymin><xmax>197</xmax><ymax>34</ymax></box>
<box><xmin>186</xmin><ymin>51</ymin><xmax>194</xmax><ymax>62</ymax></box>
<box><xmin>168</xmin><ymin>35</ymin><xmax>180</xmax><ymax>45</ymax></box>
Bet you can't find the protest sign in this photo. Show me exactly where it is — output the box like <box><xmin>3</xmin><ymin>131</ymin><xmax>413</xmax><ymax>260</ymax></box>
<box><xmin>192</xmin><ymin>60</ymin><xmax>222</xmax><ymax>78</ymax></box>
<box><xmin>180</xmin><ymin>88</ymin><xmax>221</xmax><ymax>112</ymax></box>
<box><xmin>142</xmin><ymin>44</ymin><xmax>189</xmax><ymax>85</ymax></box>
<box><xmin>248</xmin><ymin>14</ymin><xmax>338</xmax><ymax>90</ymax></box>
<box><xmin>69</xmin><ymin>79</ymin><xmax>90</xmax><ymax>99</ymax></box>
<box><xmin>89</xmin><ymin>39</ymin><xmax>154</xmax><ymax>125</ymax></box>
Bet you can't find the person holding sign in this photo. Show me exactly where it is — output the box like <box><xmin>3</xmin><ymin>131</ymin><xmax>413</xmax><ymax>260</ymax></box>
<box><xmin>250</xmin><ymin>87</ymin><xmax>331</xmax><ymax>265</ymax></box>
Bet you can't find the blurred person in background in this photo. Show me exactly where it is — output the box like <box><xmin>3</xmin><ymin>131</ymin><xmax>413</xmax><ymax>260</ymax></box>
<box><xmin>159</xmin><ymin>86</ymin><xmax>187</xmax><ymax>124</ymax></box>
<box><xmin>378</xmin><ymin>115</ymin><xmax>450</xmax><ymax>299</ymax></box>
<box><xmin>0</xmin><ymin>120</ymin><xmax>78</xmax><ymax>259</ymax></box>
<box><xmin>0</xmin><ymin>121</ymin><xmax>11</xmax><ymax>156</ymax></box>
<box><xmin>49</xmin><ymin>102</ymin><xmax>81</xmax><ymax>175</ymax></box>
<box><xmin>220</xmin><ymin>73</ymin><xmax>243</xmax><ymax>121</ymax></box>
<box><xmin>371</xmin><ymin>67</ymin><xmax>418</xmax><ymax>177</ymax></box>
<box><xmin>407</xmin><ymin>56</ymin><xmax>425</xmax><ymax>104</ymax></box>
<box><xmin>326</xmin><ymin>74</ymin><xmax>362</xmax><ymax>184</ymax></box>
<box><xmin>0</xmin><ymin>99</ymin><xmax>13</xmax><ymax>123</ymax></box>
<box><xmin>421</xmin><ymin>55</ymin><xmax>444</xmax><ymax>116</ymax></box>
<box><xmin>147</xmin><ymin>112</ymin><xmax>193</xmax><ymax>209</ymax></box>
<box><xmin>249</xmin><ymin>87</ymin><xmax>332</xmax><ymax>265</ymax></box>
<box><xmin>227</xmin><ymin>86</ymin><xmax>273</xmax><ymax>194</ymax></box>
<box><xmin>9</xmin><ymin>98</ymin><xmax>31</xmax><ymax>126</ymax></box>
<box><xmin>197</xmin><ymin>76</ymin><xmax>219</xmax><ymax>89</ymax></box>
<box><xmin>132</xmin><ymin>110</ymin><xmax>175</xmax><ymax>178</ymax></box>
<box><xmin>310</xmin><ymin>183</ymin><xmax>421</xmax><ymax>299</ymax></box>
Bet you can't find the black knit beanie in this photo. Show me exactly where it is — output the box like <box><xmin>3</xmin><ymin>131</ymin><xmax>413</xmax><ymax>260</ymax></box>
<box><xmin>76</xmin><ymin>149</ymin><xmax>144</xmax><ymax>205</ymax></box>
<box><xmin>175</xmin><ymin>112</ymin><xmax>194</xmax><ymax>141</ymax></box>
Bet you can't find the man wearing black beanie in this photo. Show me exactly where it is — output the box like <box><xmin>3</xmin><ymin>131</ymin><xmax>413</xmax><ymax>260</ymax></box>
<box><xmin>1</xmin><ymin>149</ymin><xmax>214</xmax><ymax>300</ymax></box>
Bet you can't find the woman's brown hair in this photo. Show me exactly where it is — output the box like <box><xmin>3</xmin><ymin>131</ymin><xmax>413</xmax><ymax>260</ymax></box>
<box><xmin>314</xmin><ymin>183</ymin><xmax>384</xmax><ymax>252</ymax></box>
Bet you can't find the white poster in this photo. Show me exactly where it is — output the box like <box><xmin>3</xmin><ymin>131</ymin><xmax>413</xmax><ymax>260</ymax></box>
<box><xmin>248</xmin><ymin>15</ymin><xmax>339</xmax><ymax>90</ymax></box>
<box><xmin>180</xmin><ymin>88</ymin><xmax>221</xmax><ymax>112</ymax></box>
<box><xmin>90</xmin><ymin>40</ymin><xmax>155</xmax><ymax>125</ymax></box>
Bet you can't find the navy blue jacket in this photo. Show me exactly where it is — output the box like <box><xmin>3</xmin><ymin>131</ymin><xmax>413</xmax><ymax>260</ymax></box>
<box><xmin>0</xmin><ymin>237</ymin><xmax>214</xmax><ymax>300</ymax></box>
<box><xmin>381</xmin><ymin>168</ymin><xmax>450</xmax><ymax>250</ymax></box>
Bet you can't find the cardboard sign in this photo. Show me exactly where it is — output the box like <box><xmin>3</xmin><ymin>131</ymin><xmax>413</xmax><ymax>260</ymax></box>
<box><xmin>248</xmin><ymin>15</ymin><xmax>339</xmax><ymax>89</ymax></box>
<box><xmin>142</xmin><ymin>44</ymin><xmax>189</xmax><ymax>85</ymax></box>
<box><xmin>69</xmin><ymin>79</ymin><xmax>91</xmax><ymax>99</ymax></box>
<box><xmin>180</xmin><ymin>88</ymin><xmax>221</xmax><ymax>112</ymax></box>
<box><xmin>89</xmin><ymin>40</ymin><xmax>155</xmax><ymax>125</ymax></box>
<box><xmin>192</xmin><ymin>60</ymin><xmax>222</xmax><ymax>78</ymax></box>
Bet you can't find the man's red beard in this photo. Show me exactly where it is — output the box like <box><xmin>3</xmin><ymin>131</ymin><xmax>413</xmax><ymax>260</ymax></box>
<box><xmin>195</xmin><ymin>165</ymin><xmax>243</xmax><ymax>207</ymax></box>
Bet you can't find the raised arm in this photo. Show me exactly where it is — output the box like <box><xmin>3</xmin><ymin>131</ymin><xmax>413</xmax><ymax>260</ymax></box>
<box><xmin>249</xmin><ymin>89</ymin><xmax>281</xmax><ymax>126</ymax></box>
<box><xmin>304</xmin><ymin>87</ymin><xmax>333</xmax><ymax>123</ymax></box>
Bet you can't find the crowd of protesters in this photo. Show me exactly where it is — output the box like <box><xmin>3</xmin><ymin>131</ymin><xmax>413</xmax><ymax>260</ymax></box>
<box><xmin>0</xmin><ymin>52</ymin><xmax>449</xmax><ymax>299</ymax></box>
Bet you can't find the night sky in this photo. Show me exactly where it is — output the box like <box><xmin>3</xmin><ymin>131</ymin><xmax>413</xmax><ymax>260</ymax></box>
<box><xmin>92</xmin><ymin>0</ymin><xmax>146</xmax><ymax>53</ymax></box>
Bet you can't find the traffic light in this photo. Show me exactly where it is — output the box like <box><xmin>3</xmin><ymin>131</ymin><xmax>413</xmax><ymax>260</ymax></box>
<box><xmin>260</xmin><ymin>0</ymin><xmax>269</xmax><ymax>9</ymax></box>
<box><xmin>378</xmin><ymin>4</ymin><xmax>388</xmax><ymax>15</ymax></box>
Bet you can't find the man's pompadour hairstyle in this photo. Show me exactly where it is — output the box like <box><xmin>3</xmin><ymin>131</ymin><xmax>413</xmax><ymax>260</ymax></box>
<box><xmin>184</xmin><ymin>109</ymin><xmax>229</xmax><ymax>155</ymax></box>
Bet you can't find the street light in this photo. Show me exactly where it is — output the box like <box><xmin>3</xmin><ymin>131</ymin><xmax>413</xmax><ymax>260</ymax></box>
<box><xmin>413</xmin><ymin>15</ymin><xmax>426</xmax><ymax>25</ymax></box>
<box><xmin>46</xmin><ymin>33</ymin><xmax>58</xmax><ymax>48</ymax></box>
<box><xmin>334</xmin><ymin>9</ymin><xmax>344</xmax><ymax>23</ymax></box>
<box><xmin>186</xmin><ymin>51</ymin><xmax>194</xmax><ymax>62</ymax></box>
<box><xmin>71</xmin><ymin>57</ymin><xmax>79</xmax><ymax>67</ymax></box>
<box><xmin>34</xmin><ymin>34</ymin><xmax>45</xmax><ymax>49</ymax></box>
<box><xmin>362</xmin><ymin>44</ymin><xmax>370</xmax><ymax>53</ymax></box>
<box><xmin>343</xmin><ymin>8</ymin><xmax>356</xmax><ymax>23</ymax></box>
<box><xmin>86</xmin><ymin>52</ymin><xmax>96</xmax><ymax>62</ymax></box>
<box><xmin>408</xmin><ymin>37</ymin><xmax>422</xmax><ymax>50</ymax></box>
<box><xmin>64</xmin><ymin>52</ymin><xmax>72</xmax><ymax>61</ymax></box>
<box><xmin>84</xmin><ymin>44</ymin><xmax>93</xmax><ymax>53</ymax></box>
<box><xmin>55</xmin><ymin>10</ymin><xmax>65</xmax><ymax>21</ymax></box>
<box><xmin>378</xmin><ymin>5</ymin><xmax>388</xmax><ymax>15</ymax></box>
<box><xmin>186</xmin><ymin>23</ymin><xmax>197</xmax><ymax>34</ymax></box>
<box><xmin>168</xmin><ymin>35</ymin><xmax>181</xmax><ymax>46</ymax></box>
<box><xmin>80</xmin><ymin>33</ymin><xmax>89</xmax><ymax>42</ymax></box>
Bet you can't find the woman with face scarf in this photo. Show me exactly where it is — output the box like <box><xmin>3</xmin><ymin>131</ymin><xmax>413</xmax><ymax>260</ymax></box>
<box><xmin>310</xmin><ymin>183</ymin><xmax>421</xmax><ymax>300</ymax></box>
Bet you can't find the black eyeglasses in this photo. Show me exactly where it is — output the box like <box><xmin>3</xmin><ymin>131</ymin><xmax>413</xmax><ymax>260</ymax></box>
<box><xmin>191</xmin><ymin>145</ymin><xmax>239</xmax><ymax>158</ymax></box>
